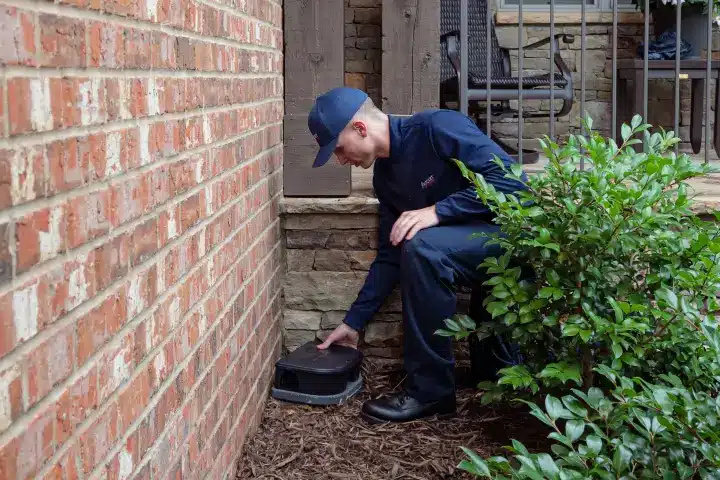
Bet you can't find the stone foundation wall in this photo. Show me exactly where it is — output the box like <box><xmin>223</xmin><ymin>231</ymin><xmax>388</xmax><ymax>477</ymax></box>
<box><xmin>281</xmin><ymin>198</ymin><xmax>405</xmax><ymax>358</ymax></box>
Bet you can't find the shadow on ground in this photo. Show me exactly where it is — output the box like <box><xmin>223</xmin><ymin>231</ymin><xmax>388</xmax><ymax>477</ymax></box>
<box><xmin>236</xmin><ymin>359</ymin><xmax>550</xmax><ymax>479</ymax></box>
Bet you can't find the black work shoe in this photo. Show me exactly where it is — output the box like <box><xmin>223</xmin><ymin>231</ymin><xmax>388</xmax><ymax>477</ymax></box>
<box><xmin>360</xmin><ymin>391</ymin><xmax>456</xmax><ymax>424</ymax></box>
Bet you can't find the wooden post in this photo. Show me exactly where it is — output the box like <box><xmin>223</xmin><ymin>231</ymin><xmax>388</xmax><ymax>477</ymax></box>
<box><xmin>283</xmin><ymin>0</ymin><xmax>351</xmax><ymax>197</ymax></box>
<box><xmin>381</xmin><ymin>0</ymin><xmax>441</xmax><ymax>114</ymax></box>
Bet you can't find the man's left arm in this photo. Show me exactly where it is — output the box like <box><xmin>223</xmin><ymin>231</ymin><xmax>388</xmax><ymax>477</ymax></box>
<box><xmin>429</xmin><ymin>110</ymin><xmax>528</xmax><ymax>224</ymax></box>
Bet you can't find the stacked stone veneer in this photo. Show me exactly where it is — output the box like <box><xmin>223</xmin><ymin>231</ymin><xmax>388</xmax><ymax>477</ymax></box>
<box><xmin>281</xmin><ymin>198</ymin><xmax>405</xmax><ymax>358</ymax></box>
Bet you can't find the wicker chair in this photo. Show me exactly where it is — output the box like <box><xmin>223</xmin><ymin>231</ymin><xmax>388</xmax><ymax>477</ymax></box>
<box><xmin>440</xmin><ymin>0</ymin><xmax>576</xmax><ymax>162</ymax></box>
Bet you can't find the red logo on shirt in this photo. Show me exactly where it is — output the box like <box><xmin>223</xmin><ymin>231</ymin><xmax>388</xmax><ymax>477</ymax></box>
<box><xmin>421</xmin><ymin>175</ymin><xmax>436</xmax><ymax>189</ymax></box>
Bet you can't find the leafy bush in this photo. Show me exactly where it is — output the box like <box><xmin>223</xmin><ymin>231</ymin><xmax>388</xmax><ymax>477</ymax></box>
<box><xmin>459</xmin><ymin>325</ymin><xmax>720</xmax><ymax>478</ymax></box>
<box><xmin>439</xmin><ymin>117</ymin><xmax>720</xmax><ymax>478</ymax></box>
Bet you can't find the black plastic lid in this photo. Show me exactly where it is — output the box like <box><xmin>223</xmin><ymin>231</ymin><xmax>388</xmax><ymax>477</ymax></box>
<box><xmin>276</xmin><ymin>341</ymin><xmax>363</xmax><ymax>375</ymax></box>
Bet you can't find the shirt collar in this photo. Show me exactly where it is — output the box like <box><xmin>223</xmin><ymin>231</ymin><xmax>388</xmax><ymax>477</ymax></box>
<box><xmin>386</xmin><ymin>115</ymin><xmax>404</xmax><ymax>161</ymax></box>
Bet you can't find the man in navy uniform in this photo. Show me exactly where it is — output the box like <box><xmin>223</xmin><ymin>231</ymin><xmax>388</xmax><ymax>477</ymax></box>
<box><xmin>309</xmin><ymin>87</ymin><xmax>527</xmax><ymax>424</ymax></box>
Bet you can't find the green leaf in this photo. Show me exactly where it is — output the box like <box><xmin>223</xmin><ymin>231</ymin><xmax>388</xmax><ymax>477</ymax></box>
<box><xmin>565</xmin><ymin>419</ymin><xmax>585</xmax><ymax>443</ymax></box>
<box><xmin>545</xmin><ymin>395</ymin><xmax>569</xmax><ymax>421</ymax></box>
<box><xmin>621</xmin><ymin>124</ymin><xmax>632</xmax><ymax>142</ymax></box>
<box><xmin>527</xmin><ymin>206</ymin><xmax>544</xmax><ymax>217</ymax></box>
<box><xmin>487</xmin><ymin>302</ymin><xmax>509</xmax><ymax>318</ymax></box>
<box><xmin>537</xmin><ymin>362</ymin><xmax>583</xmax><ymax>386</ymax></box>
<box><xmin>537</xmin><ymin>453</ymin><xmax>560</xmax><ymax>479</ymax></box>
<box><xmin>562</xmin><ymin>396</ymin><xmax>588</xmax><ymax>418</ymax></box>
<box><xmin>457</xmin><ymin>315</ymin><xmax>476</xmax><ymax>330</ymax></box>
<box><xmin>656</xmin><ymin>287</ymin><xmax>679</xmax><ymax>310</ymax></box>
<box><xmin>586</xmin><ymin>435</ymin><xmax>603</xmax><ymax>455</ymax></box>
<box><xmin>612</xmin><ymin>445</ymin><xmax>632</xmax><ymax>474</ymax></box>
<box><xmin>458</xmin><ymin>447</ymin><xmax>492</xmax><ymax>477</ymax></box>
<box><xmin>444</xmin><ymin>318</ymin><xmax>461</xmax><ymax>332</ymax></box>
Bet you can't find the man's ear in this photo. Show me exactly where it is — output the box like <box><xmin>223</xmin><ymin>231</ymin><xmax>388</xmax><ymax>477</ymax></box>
<box><xmin>351</xmin><ymin>121</ymin><xmax>368</xmax><ymax>137</ymax></box>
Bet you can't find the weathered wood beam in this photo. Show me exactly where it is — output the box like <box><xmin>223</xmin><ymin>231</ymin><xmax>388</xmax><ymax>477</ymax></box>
<box><xmin>283</xmin><ymin>0</ymin><xmax>351</xmax><ymax>197</ymax></box>
<box><xmin>381</xmin><ymin>0</ymin><xmax>441</xmax><ymax>114</ymax></box>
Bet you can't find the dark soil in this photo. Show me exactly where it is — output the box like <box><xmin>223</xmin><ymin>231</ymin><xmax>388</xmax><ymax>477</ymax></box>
<box><xmin>236</xmin><ymin>360</ymin><xmax>551</xmax><ymax>480</ymax></box>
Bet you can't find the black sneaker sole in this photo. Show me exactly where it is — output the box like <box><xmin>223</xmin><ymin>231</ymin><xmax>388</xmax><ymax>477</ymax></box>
<box><xmin>360</xmin><ymin>409</ymin><xmax>456</xmax><ymax>425</ymax></box>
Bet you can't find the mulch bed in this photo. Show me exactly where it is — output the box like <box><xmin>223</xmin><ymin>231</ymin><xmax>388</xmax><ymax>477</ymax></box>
<box><xmin>236</xmin><ymin>359</ymin><xmax>551</xmax><ymax>479</ymax></box>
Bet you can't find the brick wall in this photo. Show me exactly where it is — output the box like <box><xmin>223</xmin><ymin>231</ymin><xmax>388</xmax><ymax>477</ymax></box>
<box><xmin>344</xmin><ymin>0</ymin><xmax>382</xmax><ymax>106</ymax></box>
<box><xmin>0</xmin><ymin>0</ymin><xmax>284</xmax><ymax>477</ymax></box>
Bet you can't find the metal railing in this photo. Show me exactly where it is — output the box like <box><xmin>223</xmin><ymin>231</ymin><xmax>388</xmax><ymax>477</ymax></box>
<box><xmin>456</xmin><ymin>0</ymin><xmax>718</xmax><ymax>165</ymax></box>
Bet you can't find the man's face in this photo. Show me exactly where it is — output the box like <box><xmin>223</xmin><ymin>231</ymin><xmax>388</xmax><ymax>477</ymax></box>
<box><xmin>333</xmin><ymin>121</ymin><xmax>376</xmax><ymax>169</ymax></box>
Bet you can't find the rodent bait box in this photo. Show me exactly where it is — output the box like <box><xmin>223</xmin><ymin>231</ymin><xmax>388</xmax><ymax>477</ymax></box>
<box><xmin>271</xmin><ymin>341</ymin><xmax>363</xmax><ymax>405</ymax></box>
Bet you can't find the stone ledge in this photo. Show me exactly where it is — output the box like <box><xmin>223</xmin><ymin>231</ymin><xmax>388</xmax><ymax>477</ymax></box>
<box><xmin>281</xmin><ymin>196</ymin><xmax>379</xmax><ymax>215</ymax></box>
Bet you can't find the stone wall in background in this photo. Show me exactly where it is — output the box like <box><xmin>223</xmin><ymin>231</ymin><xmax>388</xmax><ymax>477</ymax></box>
<box><xmin>341</xmin><ymin>5</ymin><xmax>720</xmax><ymax>159</ymax></box>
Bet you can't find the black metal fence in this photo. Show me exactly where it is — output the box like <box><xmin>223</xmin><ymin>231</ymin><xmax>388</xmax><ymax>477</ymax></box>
<box><xmin>455</xmin><ymin>0</ymin><xmax>717</xmax><ymax>165</ymax></box>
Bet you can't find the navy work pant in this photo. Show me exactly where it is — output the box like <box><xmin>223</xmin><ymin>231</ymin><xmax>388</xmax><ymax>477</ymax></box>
<box><xmin>400</xmin><ymin>220</ymin><xmax>505</xmax><ymax>402</ymax></box>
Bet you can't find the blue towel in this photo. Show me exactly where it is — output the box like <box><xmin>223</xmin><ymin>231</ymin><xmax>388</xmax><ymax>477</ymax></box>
<box><xmin>637</xmin><ymin>30</ymin><xmax>692</xmax><ymax>60</ymax></box>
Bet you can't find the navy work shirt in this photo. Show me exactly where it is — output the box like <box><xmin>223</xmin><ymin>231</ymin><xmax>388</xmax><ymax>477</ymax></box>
<box><xmin>342</xmin><ymin>108</ymin><xmax>528</xmax><ymax>332</ymax></box>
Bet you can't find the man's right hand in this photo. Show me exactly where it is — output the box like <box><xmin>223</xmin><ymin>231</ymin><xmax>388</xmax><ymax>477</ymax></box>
<box><xmin>317</xmin><ymin>323</ymin><xmax>360</xmax><ymax>350</ymax></box>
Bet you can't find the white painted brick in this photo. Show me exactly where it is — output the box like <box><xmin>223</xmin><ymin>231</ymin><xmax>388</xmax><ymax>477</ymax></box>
<box><xmin>79</xmin><ymin>78</ymin><xmax>103</xmax><ymax>126</ymax></box>
<box><xmin>30</xmin><ymin>78</ymin><xmax>52</xmax><ymax>132</ymax></box>
<box><xmin>67</xmin><ymin>255</ymin><xmax>89</xmax><ymax>310</ymax></box>
<box><xmin>12</xmin><ymin>283</ymin><xmax>38</xmax><ymax>343</ymax></box>
<box><xmin>139</xmin><ymin>123</ymin><xmax>151</xmax><ymax>166</ymax></box>
<box><xmin>0</xmin><ymin>365</ymin><xmax>21</xmax><ymax>432</ymax></box>
<box><xmin>147</xmin><ymin>79</ymin><xmax>161</xmax><ymax>117</ymax></box>
<box><xmin>105</xmin><ymin>132</ymin><xmax>122</xmax><ymax>178</ymax></box>
<box><xmin>39</xmin><ymin>206</ymin><xmax>63</xmax><ymax>262</ymax></box>
<box><xmin>118</xmin><ymin>448</ymin><xmax>133</xmax><ymax>480</ymax></box>
<box><xmin>126</xmin><ymin>275</ymin><xmax>144</xmax><ymax>321</ymax></box>
<box><xmin>10</xmin><ymin>146</ymin><xmax>40</xmax><ymax>204</ymax></box>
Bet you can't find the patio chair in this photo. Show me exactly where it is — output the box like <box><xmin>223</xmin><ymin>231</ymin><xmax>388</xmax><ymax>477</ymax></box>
<box><xmin>439</xmin><ymin>0</ymin><xmax>576</xmax><ymax>163</ymax></box>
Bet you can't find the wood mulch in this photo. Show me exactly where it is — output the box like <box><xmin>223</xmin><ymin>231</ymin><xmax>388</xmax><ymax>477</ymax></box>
<box><xmin>236</xmin><ymin>359</ymin><xmax>550</xmax><ymax>480</ymax></box>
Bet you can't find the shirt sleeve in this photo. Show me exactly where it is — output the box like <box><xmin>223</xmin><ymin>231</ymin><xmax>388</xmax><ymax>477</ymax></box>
<box><xmin>428</xmin><ymin>110</ymin><xmax>528</xmax><ymax>223</ymax></box>
<box><xmin>342</xmin><ymin>198</ymin><xmax>401</xmax><ymax>331</ymax></box>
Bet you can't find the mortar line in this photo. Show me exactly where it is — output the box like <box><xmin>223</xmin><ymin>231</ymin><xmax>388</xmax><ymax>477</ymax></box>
<box><xmin>2</xmin><ymin>205</ymin><xmax>280</xmax><ymax>460</ymax></box>
<box><xmin>116</xmin><ymin>268</ymin><xmax>281</xmax><ymax>480</ymax></box>
<box><xmin>83</xmin><ymin>247</ymin><xmax>282</xmax><ymax>480</ymax></box>
<box><xmin>215</xmin><ymin>332</ymin><xmax>281</xmax><ymax>480</ymax></box>
<box><xmin>0</xmin><ymin>116</ymin><xmax>282</xmax><ymax>224</ymax></box>
<box><xmin>0</xmin><ymin>96</ymin><xmax>281</xmax><ymax>150</ymax></box>
<box><xmin>0</xmin><ymin>137</ymin><xmax>281</xmax><ymax>296</ymax></box>
<box><xmin>0</xmin><ymin>0</ymin><xmax>283</xmax><ymax>52</ymax></box>
<box><xmin>0</xmin><ymin>168</ymin><xmax>280</xmax><ymax>382</ymax></box>
<box><xmin>0</xmin><ymin>66</ymin><xmax>283</xmax><ymax>80</ymax></box>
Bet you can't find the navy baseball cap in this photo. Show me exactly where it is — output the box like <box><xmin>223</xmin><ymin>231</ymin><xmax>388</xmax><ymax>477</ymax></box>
<box><xmin>308</xmin><ymin>87</ymin><xmax>368</xmax><ymax>168</ymax></box>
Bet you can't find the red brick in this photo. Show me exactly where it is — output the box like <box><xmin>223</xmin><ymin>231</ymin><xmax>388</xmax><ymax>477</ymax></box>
<box><xmin>27</xmin><ymin>321</ymin><xmax>75</xmax><ymax>405</ymax></box>
<box><xmin>180</xmin><ymin>192</ymin><xmax>205</xmax><ymax>233</ymax></box>
<box><xmin>151</xmin><ymin>165</ymin><xmax>171</xmax><ymax>207</ymax></box>
<box><xmin>106</xmin><ymin>435</ymin><xmax>139</xmax><ymax>480</ymax></box>
<box><xmin>157</xmin><ymin>204</ymin><xmax>181</xmax><ymax>248</ymax></box>
<box><xmin>103</xmin><ymin>0</ymin><xmax>138</xmax><ymax>17</ymax></box>
<box><xmin>124</xmin><ymin>28</ymin><xmax>152</xmax><ymax>69</ymax></box>
<box><xmin>78</xmin><ymin>402</ymin><xmax>120</xmax><ymax>473</ymax></box>
<box><xmin>97</xmin><ymin>333</ymin><xmax>134</xmax><ymax>404</ymax></box>
<box><xmin>185</xmin><ymin>79</ymin><xmax>202</xmax><ymax>110</ymax></box>
<box><xmin>182</xmin><ymin>116</ymin><xmax>204</xmax><ymax>150</ymax></box>
<box><xmin>118</xmin><ymin>366</ymin><xmax>150</xmax><ymax>431</ymax></box>
<box><xmin>15</xmin><ymin>203</ymin><xmax>66</xmax><ymax>273</ymax></box>
<box><xmin>0</xmin><ymin>7</ymin><xmax>36</xmax><ymax>66</ymax></box>
<box><xmin>5</xmin><ymin>405</ymin><xmax>56</xmax><ymax>478</ymax></box>
<box><xmin>130</xmin><ymin>218</ymin><xmax>158</xmax><ymax>266</ymax></box>
<box><xmin>151</xmin><ymin>33</ymin><xmax>178</xmax><ymax>69</ymax></box>
<box><xmin>129</xmin><ymin>79</ymin><xmax>147</xmax><ymax>118</ymax></box>
<box><xmin>67</xmin><ymin>189</ymin><xmax>110</xmax><ymax>249</ymax></box>
<box><xmin>93</xmin><ymin>234</ymin><xmax>131</xmax><ymax>291</ymax></box>
<box><xmin>39</xmin><ymin>14</ymin><xmax>86</xmax><ymax>68</ymax></box>
<box><xmin>89</xmin><ymin>21</ymin><xmax>125</xmax><ymax>68</ymax></box>
<box><xmin>40</xmin><ymin>442</ymin><xmax>81</xmax><ymax>480</ymax></box>
<box><xmin>109</xmin><ymin>175</ymin><xmax>151</xmax><ymax>227</ymax></box>
<box><xmin>77</xmin><ymin>291</ymin><xmax>126</xmax><ymax>365</ymax></box>
<box><xmin>47</xmin><ymin>138</ymin><xmax>89</xmax><ymax>196</ymax></box>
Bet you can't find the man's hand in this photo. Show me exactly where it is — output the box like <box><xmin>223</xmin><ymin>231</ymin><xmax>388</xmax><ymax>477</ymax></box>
<box><xmin>317</xmin><ymin>323</ymin><xmax>360</xmax><ymax>350</ymax></box>
<box><xmin>390</xmin><ymin>205</ymin><xmax>439</xmax><ymax>246</ymax></box>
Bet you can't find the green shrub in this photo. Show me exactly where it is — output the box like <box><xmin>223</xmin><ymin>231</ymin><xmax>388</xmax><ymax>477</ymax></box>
<box><xmin>438</xmin><ymin>117</ymin><xmax>720</xmax><ymax>478</ymax></box>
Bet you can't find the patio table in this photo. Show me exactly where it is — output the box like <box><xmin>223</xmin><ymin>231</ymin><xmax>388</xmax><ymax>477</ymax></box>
<box><xmin>615</xmin><ymin>59</ymin><xmax>720</xmax><ymax>157</ymax></box>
